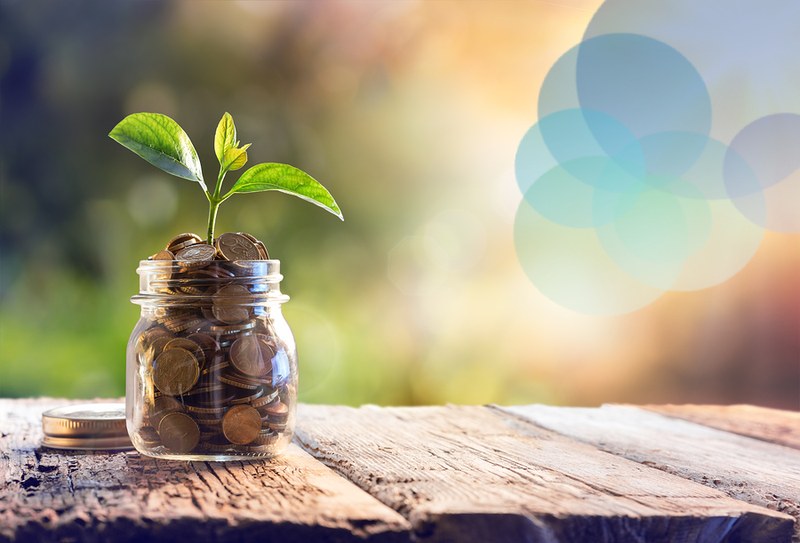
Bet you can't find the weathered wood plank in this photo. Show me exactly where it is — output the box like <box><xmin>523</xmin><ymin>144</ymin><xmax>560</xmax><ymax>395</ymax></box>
<box><xmin>0</xmin><ymin>399</ymin><xmax>411</xmax><ymax>543</ymax></box>
<box><xmin>500</xmin><ymin>404</ymin><xmax>800</xmax><ymax>542</ymax></box>
<box><xmin>644</xmin><ymin>404</ymin><xmax>800</xmax><ymax>450</ymax></box>
<box><xmin>296</xmin><ymin>404</ymin><xmax>793</xmax><ymax>543</ymax></box>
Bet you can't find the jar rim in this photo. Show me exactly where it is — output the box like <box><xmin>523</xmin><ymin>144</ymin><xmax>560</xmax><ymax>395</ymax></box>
<box><xmin>137</xmin><ymin>258</ymin><xmax>281</xmax><ymax>268</ymax></box>
<box><xmin>133</xmin><ymin>259</ymin><xmax>289</xmax><ymax>305</ymax></box>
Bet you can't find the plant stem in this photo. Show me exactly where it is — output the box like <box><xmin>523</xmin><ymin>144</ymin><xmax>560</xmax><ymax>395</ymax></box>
<box><xmin>206</xmin><ymin>166</ymin><xmax>227</xmax><ymax>244</ymax></box>
<box><xmin>207</xmin><ymin>200</ymin><xmax>220</xmax><ymax>244</ymax></box>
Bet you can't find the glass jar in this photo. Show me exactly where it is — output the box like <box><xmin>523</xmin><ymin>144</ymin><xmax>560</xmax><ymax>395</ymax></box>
<box><xmin>126</xmin><ymin>259</ymin><xmax>296</xmax><ymax>461</ymax></box>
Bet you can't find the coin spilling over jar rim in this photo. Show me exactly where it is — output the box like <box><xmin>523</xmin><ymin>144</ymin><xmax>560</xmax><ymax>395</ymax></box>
<box><xmin>41</xmin><ymin>403</ymin><xmax>134</xmax><ymax>451</ymax></box>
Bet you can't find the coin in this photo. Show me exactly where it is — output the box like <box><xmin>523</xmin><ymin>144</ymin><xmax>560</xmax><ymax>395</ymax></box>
<box><xmin>175</xmin><ymin>243</ymin><xmax>216</xmax><ymax>269</ymax></box>
<box><xmin>183</xmin><ymin>383</ymin><xmax>225</xmax><ymax>396</ymax></box>
<box><xmin>147</xmin><ymin>335</ymin><xmax>172</xmax><ymax>361</ymax></box>
<box><xmin>185</xmin><ymin>404</ymin><xmax>227</xmax><ymax>416</ymax></box>
<box><xmin>219</xmin><ymin>373</ymin><xmax>260</xmax><ymax>390</ymax></box>
<box><xmin>157</xmin><ymin>308</ymin><xmax>197</xmax><ymax>332</ymax></box>
<box><xmin>201</xmin><ymin>360</ymin><xmax>230</xmax><ymax>375</ymax></box>
<box><xmin>222</xmin><ymin>405</ymin><xmax>262</xmax><ymax>445</ymax></box>
<box><xmin>186</xmin><ymin>333</ymin><xmax>220</xmax><ymax>362</ymax></box>
<box><xmin>233</xmin><ymin>234</ymin><xmax>269</xmax><ymax>260</ymax></box>
<box><xmin>252</xmin><ymin>429</ymin><xmax>279</xmax><ymax>446</ymax></box>
<box><xmin>138</xmin><ymin>426</ymin><xmax>161</xmax><ymax>446</ymax></box>
<box><xmin>229</xmin><ymin>335</ymin><xmax>268</xmax><ymax>377</ymax></box>
<box><xmin>138</xmin><ymin>230</ymin><xmax>292</xmax><ymax>455</ymax></box>
<box><xmin>262</xmin><ymin>400</ymin><xmax>289</xmax><ymax>423</ymax></box>
<box><xmin>205</xmin><ymin>263</ymin><xmax>236</xmax><ymax>278</ymax></box>
<box><xmin>158</xmin><ymin>412</ymin><xmax>200</xmax><ymax>453</ymax></box>
<box><xmin>147</xmin><ymin>395</ymin><xmax>182</xmax><ymax>427</ymax></box>
<box><xmin>252</xmin><ymin>388</ymin><xmax>280</xmax><ymax>408</ymax></box>
<box><xmin>211</xmin><ymin>284</ymin><xmax>251</xmax><ymax>324</ymax></box>
<box><xmin>193</xmin><ymin>391</ymin><xmax>236</xmax><ymax>407</ymax></box>
<box><xmin>177</xmin><ymin>282</ymin><xmax>206</xmax><ymax>295</ymax></box>
<box><xmin>150</xmin><ymin>249</ymin><xmax>175</xmax><ymax>261</ymax></box>
<box><xmin>153</xmin><ymin>348</ymin><xmax>199</xmax><ymax>395</ymax></box>
<box><xmin>236</xmin><ymin>232</ymin><xmax>260</xmax><ymax>244</ymax></box>
<box><xmin>215</xmin><ymin>232</ymin><xmax>261</xmax><ymax>261</ymax></box>
<box><xmin>207</xmin><ymin>320</ymin><xmax>256</xmax><ymax>336</ymax></box>
<box><xmin>163</xmin><ymin>337</ymin><xmax>206</xmax><ymax>369</ymax></box>
<box><xmin>166</xmin><ymin>233</ymin><xmax>204</xmax><ymax>254</ymax></box>
<box><xmin>229</xmin><ymin>388</ymin><xmax>265</xmax><ymax>405</ymax></box>
<box><xmin>136</xmin><ymin>326</ymin><xmax>170</xmax><ymax>354</ymax></box>
<box><xmin>255</xmin><ymin>241</ymin><xmax>269</xmax><ymax>260</ymax></box>
<box><xmin>195</xmin><ymin>417</ymin><xmax>223</xmax><ymax>427</ymax></box>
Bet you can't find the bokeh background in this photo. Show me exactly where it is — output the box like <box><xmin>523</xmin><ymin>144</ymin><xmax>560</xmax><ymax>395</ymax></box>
<box><xmin>1</xmin><ymin>0</ymin><xmax>798</xmax><ymax>408</ymax></box>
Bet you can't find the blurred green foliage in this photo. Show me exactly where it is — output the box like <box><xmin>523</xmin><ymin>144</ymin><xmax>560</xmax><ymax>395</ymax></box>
<box><xmin>0</xmin><ymin>1</ymin><xmax>465</xmax><ymax>404</ymax></box>
<box><xmin>1</xmin><ymin>1</ymin><xmax>798</xmax><ymax>408</ymax></box>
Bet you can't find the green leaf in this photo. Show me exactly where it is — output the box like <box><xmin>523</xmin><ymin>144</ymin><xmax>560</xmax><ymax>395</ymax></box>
<box><xmin>214</xmin><ymin>112</ymin><xmax>237</xmax><ymax>164</ymax></box>
<box><xmin>223</xmin><ymin>143</ymin><xmax>251</xmax><ymax>171</ymax></box>
<box><xmin>109</xmin><ymin>112</ymin><xmax>206</xmax><ymax>191</ymax></box>
<box><xmin>227</xmin><ymin>163</ymin><xmax>343</xmax><ymax>220</ymax></box>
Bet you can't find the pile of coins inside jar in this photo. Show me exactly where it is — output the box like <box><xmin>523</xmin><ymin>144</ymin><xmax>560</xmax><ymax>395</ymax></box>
<box><xmin>132</xmin><ymin>232</ymin><xmax>293</xmax><ymax>456</ymax></box>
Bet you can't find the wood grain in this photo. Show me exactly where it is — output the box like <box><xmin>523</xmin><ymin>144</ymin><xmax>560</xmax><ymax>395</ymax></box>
<box><xmin>644</xmin><ymin>404</ymin><xmax>800</xmax><ymax>450</ymax></box>
<box><xmin>0</xmin><ymin>399</ymin><xmax>410</xmax><ymax>543</ymax></box>
<box><xmin>296</xmin><ymin>404</ymin><xmax>793</xmax><ymax>543</ymax></box>
<box><xmin>500</xmin><ymin>404</ymin><xmax>800</xmax><ymax>542</ymax></box>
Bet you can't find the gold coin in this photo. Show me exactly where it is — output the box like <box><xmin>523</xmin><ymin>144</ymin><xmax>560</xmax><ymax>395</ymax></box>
<box><xmin>222</xmin><ymin>405</ymin><xmax>262</xmax><ymax>445</ymax></box>
<box><xmin>229</xmin><ymin>335</ymin><xmax>268</xmax><ymax>377</ymax></box>
<box><xmin>218</xmin><ymin>373</ymin><xmax>260</xmax><ymax>390</ymax></box>
<box><xmin>166</xmin><ymin>232</ymin><xmax>204</xmax><ymax>254</ymax></box>
<box><xmin>255</xmin><ymin>241</ymin><xmax>269</xmax><ymax>260</ymax></box>
<box><xmin>201</xmin><ymin>360</ymin><xmax>230</xmax><ymax>375</ymax></box>
<box><xmin>150</xmin><ymin>249</ymin><xmax>175</xmax><ymax>261</ymax></box>
<box><xmin>185</xmin><ymin>333</ymin><xmax>220</xmax><ymax>359</ymax></box>
<box><xmin>148</xmin><ymin>251</ymin><xmax>176</xmax><ymax>283</ymax></box>
<box><xmin>211</xmin><ymin>284</ymin><xmax>251</xmax><ymax>324</ymax></box>
<box><xmin>177</xmin><ymin>285</ymin><xmax>206</xmax><ymax>295</ymax></box>
<box><xmin>136</xmin><ymin>326</ymin><xmax>170</xmax><ymax>355</ymax></box>
<box><xmin>153</xmin><ymin>348</ymin><xmax>199</xmax><ymax>396</ymax></box>
<box><xmin>158</xmin><ymin>412</ymin><xmax>200</xmax><ymax>453</ymax></box>
<box><xmin>160</xmin><ymin>311</ymin><xmax>204</xmax><ymax>333</ymax></box>
<box><xmin>163</xmin><ymin>337</ymin><xmax>206</xmax><ymax>369</ymax></box>
<box><xmin>215</xmin><ymin>232</ymin><xmax>261</xmax><ymax>261</ymax></box>
<box><xmin>148</xmin><ymin>335</ymin><xmax>172</xmax><ymax>358</ymax></box>
<box><xmin>147</xmin><ymin>394</ymin><xmax>182</xmax><ymax>427</ymax></box>
<box><xmin>185</xmin><ymin>404</ymin><xmax>227</xmax><ymax>416</ymax></box>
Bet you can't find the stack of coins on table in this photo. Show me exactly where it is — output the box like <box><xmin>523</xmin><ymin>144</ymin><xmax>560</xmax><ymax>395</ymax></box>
<box><xmin>132</xmin><ymin>232</ymin><xmax>293</xmax><ymax>456</ymax></box>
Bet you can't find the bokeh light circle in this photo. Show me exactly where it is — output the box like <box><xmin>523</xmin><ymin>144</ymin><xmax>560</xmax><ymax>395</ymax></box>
<box><xmin>514</xmin><ymin>197</ymin><xmax>664</xmax><ymax>315</ymax></box>
<box><xmin>584</xmin><ymin>0</ymin><xmax>800</xmax><ymax>142</ymax></box>
<box><xmin>724</xmin><ymin>113</ymin><xmax>800</xmax><ymax>232</ymax></box>
<box><xmin>540</xmin><ymin>34</ymin><xmax>711</xmax><ymax>145</ymax></box>
<box><xmin>513</xmin><ymin>1</ymin><xmax>797</xmax><ymax>313</ymax></box>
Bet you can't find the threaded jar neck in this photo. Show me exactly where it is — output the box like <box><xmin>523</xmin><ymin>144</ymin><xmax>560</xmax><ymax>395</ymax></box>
<box><xmin>132</xmin><ymin>260</ymin><xmax>288</xmax><ymax>306</ymax></box>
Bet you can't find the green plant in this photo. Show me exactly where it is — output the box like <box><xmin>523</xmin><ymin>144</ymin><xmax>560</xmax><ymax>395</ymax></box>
<box><xmin>109</xmin><ymin>112</ymin><xmax>343</xmax><ymax>243</ymax></box>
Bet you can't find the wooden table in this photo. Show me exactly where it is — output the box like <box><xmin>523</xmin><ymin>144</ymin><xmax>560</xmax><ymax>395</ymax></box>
<box><xmin>1</xmin><ymin>400</ymin><xmax>798</xmax><ymax>542</ymax></box>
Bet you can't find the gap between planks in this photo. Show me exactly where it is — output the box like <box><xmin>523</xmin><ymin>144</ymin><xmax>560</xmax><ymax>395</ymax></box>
<box><xmin>0</xmin><ymin>398</ymin><xmax>410</xmax><ymax>543</ymax></box>
<box><xmin>296</xmin><ymin>404</ymin><xmax>793</xmax><ymax>543</ymax></box>
<box><xmin>497</xmin><ymin>404</ymin><xmax>800</xmax><ymax>542</ymax></box>
<box><xmin>642</xmin><ymin>404</ymin><xmax>800</xmax><ymax>450</ymax></box>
